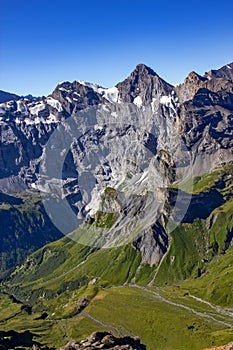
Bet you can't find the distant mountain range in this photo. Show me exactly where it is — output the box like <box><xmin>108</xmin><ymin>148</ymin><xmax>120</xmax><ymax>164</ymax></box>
<box><xmin>0</xmin><ymin>90</ymin><xmax>37</xmax><ymax>103</ymax></box>
<box><xmin>0</xmin><ymin>90</ymin><xmax>20</xmax><ymax>103</ymax></box>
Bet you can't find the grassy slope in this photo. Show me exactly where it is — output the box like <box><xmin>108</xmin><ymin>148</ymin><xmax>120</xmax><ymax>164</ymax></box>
<box><xmin>154</xmin><ymin>162</ymin><xmax>233</xmax><ymax>306</ymax></box>
<box><xmin>155</xmin><ymin>219</ymin><xmax>208</xmax><ymax>285</ymax></box>
<box><xmin>154</xmin><ymin>201</ymin><xmax>233</xmax><ymax>306</ymax></box>
<box><xmin>5</xmin><ymin>237</ymin><xmax>142</xmax><ymax>309</ymax></box>
<box><xmin>0</xmin><ymin>192</ymin><xmax>62</xmax><ymax>277</ymax></box>
<box><xmin>0</xmin><ymin>162</ymin><xmax>233</xmax><ymax>349</ymax></box>
<box><xmin>0</xmin><ymin>287</ymin><xmax>233</xmax><ymax>350</ymax></box>
<box><xmin>182</xmin><ymin>245</ymin><xmax>233</xmax><ymax>306</ymax></box>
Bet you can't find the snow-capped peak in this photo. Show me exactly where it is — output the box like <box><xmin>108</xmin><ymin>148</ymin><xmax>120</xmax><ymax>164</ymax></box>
<box><xmin>77</xmin><ymin>80</ymin><xmax>119</xmax><ymax>103</ymax></box>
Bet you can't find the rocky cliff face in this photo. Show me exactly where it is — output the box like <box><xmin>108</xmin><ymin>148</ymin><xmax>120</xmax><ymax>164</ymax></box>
<box><xmin>0</xmin><ymin>62</ymin><xmax>232</xmax><ymax>267</ymax></box>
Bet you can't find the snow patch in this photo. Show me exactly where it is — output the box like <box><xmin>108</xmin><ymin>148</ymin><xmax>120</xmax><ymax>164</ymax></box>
<box><xmin>60</xmin><ymin>148</ymin><xmax>67</xmax><ymax>157</ymax></box>
<box><xmin>160</xmin><ymin>95</ymin><xmax>178</xmax><ymax>112</ymax></box>
<box><xmin>47</xmin><ymin>97</ymin><xmax>63</xmax><ymax>112</ymax></box>
<box><xmin>133</xmin><ymin>96</ymin><xmax>143</xmax><ymax>107</ymax></box>
<box><xmin>6</xmin><ymin>101</ymin><xmax>15</xmax><ymax>108</ymax></box>
<box><xmin>0</xmin><ymin>103</ymin><xmax>6</xmax><ymax>116</ymax></box>
<box><xmin>227</xmin><ymin>65</ymin><xmax>232</xmax><ymax>69</ymax></box>
<box><xmin>73</xmin><ymin>92</ymin><xmax>80</xmax><ymax>97</ymax></box>
<box><xmin>59</xmin><ymin>87</ymin><xmax>68</xmax><ymax>92</ymax></box>
<box><xmin>94</xmin><ymin>125</ymin><xmax>103</xmax><ymax>131</ymax></box>
<box><xmin>151</xmin><ymin>97</ymin><xmax>157</xmax><ymax>113</ymax></box>
<box><xmin>16</xmin><ymin>112</ymin><xmax>59</xmax><ymax>126</ymax></box>
<box><xmin>77</xmin><ymin>80</ymin><xmax>119</xmax><ymax>103</ymax></box>
<box><xmin>66</xmin><ymin>96</ymin><xmax>72</xmax><ymax>103</ymax></box>
<box><xmin>102</xmin><ymin>87</ymin><xmax>119</xmax><ymax>103</ymax></box>
<box><xmin>15</xmin><ymin>117</ymin><xmax>21</xmax><ymax>124</ymax></box>
<box><xmin>29</xmin><ymin>102</ymin><xmax>46</xmax><ymax>115</ymax></box>
<box><xmin>46</xmin><ymin>113</ymin><xmax>58</xmax><ymax>124</ymax></box>
<box><xmin>160</xmin><ymin>95</ymin><xmax>172</xmax><ymax>105</ymax></box>
<box><xmin>16</xmin><ymin>101</ymin><xmax>27</xmax><ymax>113</ymax></box>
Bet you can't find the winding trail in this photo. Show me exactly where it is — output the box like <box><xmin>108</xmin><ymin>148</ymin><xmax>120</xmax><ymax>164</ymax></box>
<box><xmin>109</xmin><ymin>284</ymin><xmax>233</xmax><ymax>329</ymax></box>
<box><xmin>57</xmin><ymin>319</ymin><xmax>68</xmax><ymax>340</ymax></box>
<box><xmin>189</xmin><ymin>294</ymin><xmax>233</xmax><ymax>318</ymax></box>
<box><xmin>80</xmin><ymin>312</ymin><xmax>122</xmax><ymax>336</ymax></box>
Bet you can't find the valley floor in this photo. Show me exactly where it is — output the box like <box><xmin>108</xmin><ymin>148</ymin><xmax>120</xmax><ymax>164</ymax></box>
<box><xmin>0</xmin><ymin>284</ymin><xmax>233</xmax><ymax>350</ymax></box>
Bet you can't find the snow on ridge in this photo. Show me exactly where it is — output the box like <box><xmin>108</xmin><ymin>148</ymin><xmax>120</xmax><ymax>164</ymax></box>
<box><xmin>102</xmin><ymin>86</ymin><xmax>119</xmax><ymax>103</ymax></box>
<box><xmin>15</xmin><ymin>113</ymin><xmax>59</xmax><ymax>125</ymax></box>
<box><xmin>77</xmin><ymin>80</ymin><xmax>119</xmax><ymax>103</ymax></box>
<box><xmin>227</xmin><ymin>65</ymin><xmax>232</xmax><ymax>69</ymax></box>
<box><xmin>77</xmin><ymin>80</ymin><xmax>97</xmax><ymax>89</ymax></box>
<box><xmin>47</xmin><ymin>97</ymin><xmax>63</xmax><ymax>112</ymax></box>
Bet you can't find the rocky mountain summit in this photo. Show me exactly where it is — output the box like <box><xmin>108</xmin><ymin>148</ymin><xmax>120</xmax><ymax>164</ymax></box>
<box><xmin>0</xmin><ymin>62</ymin><xmax>233</xmax><ymax>273</ymax></box>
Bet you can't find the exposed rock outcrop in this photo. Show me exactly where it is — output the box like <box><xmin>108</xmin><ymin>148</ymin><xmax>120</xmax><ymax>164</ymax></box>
<box><xmin>203</xmin><ymin>341</ymin><xmax>233</xmax><ymax>350</ymax></box>
<box><xmin>30</xmin><ymin>332</ymin><xmax>146</xmax><ymax>350</ymax></box>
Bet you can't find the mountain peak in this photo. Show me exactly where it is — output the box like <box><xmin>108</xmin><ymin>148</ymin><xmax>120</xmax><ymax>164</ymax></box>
<box><xmin>134</xmin><ymin>63</ymin><xmax>157</xmax><ymax>76</ymax></box>
<box><xmin>116</xmin><ymin>64</ymin><xmax>173</xmax><ymax>103</ymax></box>
<box><xmin>185</xmin><ymin>71</ymin><xmax>207</xmax><ymax>83</ymax></box>
<box><xmin>205</xmin><ymin>62</ymin><xmax>233</xmax><ymax>82</ymax></box>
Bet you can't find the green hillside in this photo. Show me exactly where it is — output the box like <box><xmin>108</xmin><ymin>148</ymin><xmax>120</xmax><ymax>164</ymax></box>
<box><xmin>0</xmin><ymin>162</ymin><xmax>233</xmax><ymax>349</ymax></box>
<box><xmin>0</xmin><ymin>192</ymin><xmax>62</xmax><ymax>278</ymax></box>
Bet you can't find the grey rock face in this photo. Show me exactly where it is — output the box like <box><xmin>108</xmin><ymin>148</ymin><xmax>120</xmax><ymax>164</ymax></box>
<box><xmin>0</xmin><ymin>62</ymin><xmax>232</xmax><ymax>265</ymax></box>
<box><xmin>116</xmin><ymin>63</ymin><xmax>173</xmax><ymax>104</ymax></box>
<box><xmin>175</xmin><ymin>71</ymin><xmax>208</xmax><ymax>103</ymax></box>
<box><xmin>204</xmin><ymin>62</ymin><xmax>233</xmax><ymax>82</ymax></box>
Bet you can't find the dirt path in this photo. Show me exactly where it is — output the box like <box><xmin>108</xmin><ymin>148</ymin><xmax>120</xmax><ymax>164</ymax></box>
<box><xmin>189</xmin><ymin>294</ymin><xmax>233</xmax><ymax>318</ymax></box>
<box><xmin>81</xmin><ymin>312</ymin><xmax>122</xmax><ymax>336</ymax></box>
<box><xmin>108</xmin><ymin>284</ymin><xmax>233</xmax><ymax>329</ymax></box>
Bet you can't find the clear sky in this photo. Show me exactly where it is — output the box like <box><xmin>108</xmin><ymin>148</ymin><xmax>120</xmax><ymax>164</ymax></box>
<box><xmin>1</xmin><ymin>0</ymin><xmax>233</xmax><ymax>96</ymax></box>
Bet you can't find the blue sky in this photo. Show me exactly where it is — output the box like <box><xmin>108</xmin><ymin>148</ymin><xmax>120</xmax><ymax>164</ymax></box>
<box><xmin>1</xmin><ymin>0</ymin><xmax>233</xmax><ymax>96</ymax></box>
